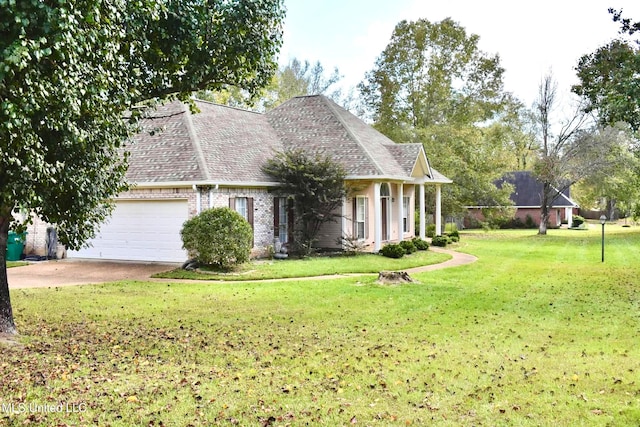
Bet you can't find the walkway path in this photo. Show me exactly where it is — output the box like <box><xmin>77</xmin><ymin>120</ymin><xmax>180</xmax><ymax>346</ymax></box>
<box><xmin>8</xmin><ymin>247</ymin><xmax>477</xmax><ymax>288</ymax></box>
<box><xmin>150</xmin><ymin>246</ymin><xmax>478</xmax><ymax>284</ymax></box>
<box><xmin>405</xmin><ymin>246</ymin><xmax>478</xmax><ymax>273</ymax></box>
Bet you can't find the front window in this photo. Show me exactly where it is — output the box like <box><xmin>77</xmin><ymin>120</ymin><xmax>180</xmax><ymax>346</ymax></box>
<box><xmin>235</xmin><ymin>197</ymin><xmax>248</xmax><ymax>221</ymax></box>
<box><xmin>356</xmin><ymin>197</ymin><xmax>366</xmax><ymax>239</ymax></box>
<box><xmin>403</xmin><ymin>196</ymin><xmax>410</xmax><ymax>233</ymax></box>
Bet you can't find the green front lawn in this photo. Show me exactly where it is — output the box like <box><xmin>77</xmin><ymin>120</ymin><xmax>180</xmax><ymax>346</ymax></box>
<box><xmin>2</xmin><ymin>225</ymin><xmax>639</xmax><ymax>426</ymax></box>
<box><xmin>154</xmin><ymin>248</ymin><xmax>451</xmax><ymax>281</ymax></box>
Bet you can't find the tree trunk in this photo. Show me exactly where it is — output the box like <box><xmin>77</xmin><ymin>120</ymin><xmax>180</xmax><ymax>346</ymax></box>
<box><xmin>0</xmin><ymin>211</ymin><xmax>17</xmax><ymax>334</ymax></box>
<box><xmin>377</xmin><ymin>271</ymin><xmax>414</xmax><ymax>284</ymax></box>
<box><xmin>608</xmin><ymin>199</ymin><xmax>617</xmax><ymax>222</ymax></box>
<box><xmin>538</xmin><ymin>183</ymin><xmax>551</xmax><ymax>235</ymax></box>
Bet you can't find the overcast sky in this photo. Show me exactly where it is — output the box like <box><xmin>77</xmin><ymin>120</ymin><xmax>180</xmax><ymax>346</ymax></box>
<box><xmin>279</xmin><ymin>0</ymin><xmax>640</xmax><ymax>109</ymax></box>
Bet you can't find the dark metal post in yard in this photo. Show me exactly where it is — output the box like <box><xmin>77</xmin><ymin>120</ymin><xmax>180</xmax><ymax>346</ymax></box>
<box><xmin>600</xmin><ymin>215</ymin><xmax>607</xmax><ymax>263</ymax></box>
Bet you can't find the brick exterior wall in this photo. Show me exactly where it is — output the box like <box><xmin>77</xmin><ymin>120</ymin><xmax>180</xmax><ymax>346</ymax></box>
<box><xmin>207</xmin><ymin>187</ymin><xmax>274</xmax><ymax>258</ymax></box>
<box><xmin>466</xmin><ymin>207</ymin><xmax>571</xmax><ymax>228</ymax></box>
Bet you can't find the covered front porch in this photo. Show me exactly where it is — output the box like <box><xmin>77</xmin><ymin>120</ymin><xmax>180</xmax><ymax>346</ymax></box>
<box><xmin>368</xmin><ymin>178</ymin><xmax>452</xmax><ymax>252</ymax></box>
<box><xmin>338</xmin><ymin>175</ymin><xmax>452</xmax><ymax>252</ymax></box>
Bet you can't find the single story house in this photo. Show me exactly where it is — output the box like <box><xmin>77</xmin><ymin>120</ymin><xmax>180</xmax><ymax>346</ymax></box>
<box><xmin>24</xmin><ymin>95</ymin><xmax>451</xmax><ymax>262</ymax></box>
<box><xmin>466</xmin><ymin>171</ymin><xmax>579</xmax><ymax>228</ymax></box>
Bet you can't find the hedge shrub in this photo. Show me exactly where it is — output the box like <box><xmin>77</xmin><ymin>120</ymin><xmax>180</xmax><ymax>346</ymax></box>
<box><xmin>381</xmin><ymin>243</ymin><xmax>406</xmax><ymax>258</ymax></box>
<box><xmin>181</xmin><ymin>207</ymin><xmax>253</xmax><ymax>269</ymax></box>
<box><xmin>399</xmin><ymin>240</ymin><xmax>417</xmax><ymax>254</ymax></box>
<box><xmin>430</xmin><ymin>235</ymin><xmax>448</xmax><ymax>247</ymax></box>
<box><xmin>412</xmin><ymin>237</ymin><xmax>429</xmax><ymax>250</ymax></box>
<box><xmin>572</xmin><ymin>215</ymin><xmax>585</xmax><ymax>227</ymax></box>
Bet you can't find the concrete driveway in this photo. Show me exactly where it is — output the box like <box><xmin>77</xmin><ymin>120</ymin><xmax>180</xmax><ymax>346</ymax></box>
<box><xmin>7</xmin><ymin>259</ymin><xmax>178</xmax><ymax>289</ymax></box>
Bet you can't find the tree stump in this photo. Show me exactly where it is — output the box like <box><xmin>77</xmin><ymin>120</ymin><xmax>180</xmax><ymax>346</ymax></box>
<box><xmin>377</xmin><ymin>271</ymin><xmax>414</xmax><ymax>284</ymax></box>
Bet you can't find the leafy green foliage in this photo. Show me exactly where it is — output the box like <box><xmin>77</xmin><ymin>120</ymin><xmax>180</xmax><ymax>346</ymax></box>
<box><xmin>262</xmin><ymin>149</ymin><xmax>347</xmax><ymax>256</ymax></box>
<box><xmin>399</xmin><ymin>240</ymin><xmax>417</xmax><ymax>254</ymax></box>
<box><xmin>181</xmin><ymin>208</ymin><xmax>253</xmax><ymax>270</ymax></box>
<box><xmin>0</xmin><ymin>0</ymin><xmax>284</xmax><ymax>333</ymax></box>
<box><xmin>380</xmin><ymin>243</ymin><xmax>405</xmax><ymax>259</ymax></box>
<box><xmin>411</xmin><ymin>237</ymin><xmax>429</xmax><ymax>250</ymax></box>
<box><xmin>501</xmin><ymin>214</ymin><xmax>538</xmax><ymax>230</ymax></box>
<box><xmin>446</xmin><ymin>229</ymin><xmax>460</xmax><ymax>242</ymax></box>
<box><xmin>573</xmin><ymin>40</ymin><xmax>640</xmax><ymax>132</ymax></box>
<box><xmin>426</xmin><ymin>224</ymin><xmax>436</xmax><ymax>238</ymax></box>
<box><xmin>431</xmin><ymin>235</ymin><xmax>449</xmax><ymax>247</ymax></box>
<box><xmin>572</xmin><ymin>215</ymin><xmax>585</xmax><ymax>227</ymax></box>
<box><xmin>359</xmin><ymin>18</ymin><xmax>516</xmax><ymax>212</ymax></box>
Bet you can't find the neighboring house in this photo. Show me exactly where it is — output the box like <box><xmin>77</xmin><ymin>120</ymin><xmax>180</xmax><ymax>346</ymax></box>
<box><xmin>25</xmin><ymin>95</ymin><xmax>451</xmax><ymax>262</ymax></box>
<box><xmin>466</xmin><ymin>171</ymin><xmax>579</xmax><ymax>228</ymax></box>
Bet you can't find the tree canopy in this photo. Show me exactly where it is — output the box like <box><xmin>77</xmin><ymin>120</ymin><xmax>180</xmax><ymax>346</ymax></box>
<box><xmin>573</xmin><ymin>9</ymin><xmax>640</xmax><ymax>132</ymax></box>
<box><xmin>199</xmin><ymin>57</ymin><xmax>344</xmax><ymax>111</ymax></box>
<box><xmin>0</xmin><ymin>0</ymin><xmax>284</xmax><ymax>334</ymax></box>
<box><xmin>573</xmin><ymin>39</ymin><xmax>640</xmax><ymax>132</ymax></box>
<box><xmin>359</xmin><ymin>18</ymin><xmax>516</xmax><ymax>212</ymax></box>
<box><xmin>532</xmin><ymin>74</ymin><xmax>633</xmax><ymax>234</ymax></box>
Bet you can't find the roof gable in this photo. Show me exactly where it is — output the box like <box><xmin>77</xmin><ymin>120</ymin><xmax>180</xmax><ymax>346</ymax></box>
<box><xmin>267</xmin><ymin>95</ymin><xmax>427</xmax><ymax>179</ymax></box>
<box><xmin>498</xmin><ymin>171</ymin><xmax>578</xmax><ymax>208</ymax></box>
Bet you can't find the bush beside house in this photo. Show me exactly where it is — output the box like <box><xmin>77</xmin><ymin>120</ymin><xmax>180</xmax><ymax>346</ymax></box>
<box><xmin>181</xmin><ymin>208</ymin><xmax>253</xmax><ymax>270</ymax></box>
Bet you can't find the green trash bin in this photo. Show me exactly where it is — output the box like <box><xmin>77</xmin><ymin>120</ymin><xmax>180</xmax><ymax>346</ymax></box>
<box><xmin>6</xmin><ymin>231</ymin><xmax>27</xmax><ymax>261</ymax></box>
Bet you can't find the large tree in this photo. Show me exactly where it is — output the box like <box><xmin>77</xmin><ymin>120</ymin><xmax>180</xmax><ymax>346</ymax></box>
<box><xmin>359</xmin><ymin>18</ymin><xmax>515</xmax><ymax>213</ymax></box>
<box><xmin>532</xmin><ymin>74</ymin><xmax>631</xmax><ymax>234</ymax></box>
<box><xmin>0</xmin><ymin>0</ymin><xmax>284</xmax><ymax>334</ymax></box>
<box><xmin>573</xmin><ymin>39</ymin><xmax>640</xmax><ymax>132</ymax></box>
<box><xmin>573</xmin><ymin>9</ymin><xmax>640</xmax><ymax>132</ymax></box>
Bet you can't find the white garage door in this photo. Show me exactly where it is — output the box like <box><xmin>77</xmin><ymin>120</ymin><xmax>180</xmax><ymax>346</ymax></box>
<box><xmin>68</xmin><ymin>199</ymin><xmax>189</xmax><ymax>262</ymax></box>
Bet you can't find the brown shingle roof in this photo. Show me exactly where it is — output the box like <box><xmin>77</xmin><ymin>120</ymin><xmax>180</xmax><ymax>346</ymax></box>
<box><xmin>125</xmin><ymin>96</ymin><xmax>450</xmax><ymax>185</ymax></box>
<box><xmin>191</xmin><ymin>101</ymin><xmax>282</xmax><ymax>183</ymax></box>
<box><xmin>126</xmin><ymin>102</ymin><xmax>206</xmax><ymax>183</ymax></box>
<box><xmin>267</xmin><ymin>95</ymin><xmax>421</xmax><ymax>178</ymax></box>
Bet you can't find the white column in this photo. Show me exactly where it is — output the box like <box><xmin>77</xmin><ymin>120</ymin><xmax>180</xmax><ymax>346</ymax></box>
<box><xmin>419</xmin><ymin>183</ymin><xmax>426</xmax><ymax>240</ymax></box>
<box><xmin>373</xmin><ymin>182</ymin><xmax>382</xmax><ymax>252</ymax></box>
<box><xmin>435</xmin><ymin>184</ymin><xmax>442</xmax><ymax>236</ymax></box>
<box><xmin>397</xmin><ymin>184</ymin><xmax>404</xmax><ymax>241</ymax></box>
<box><xmin>566</xmin><ymin>207</ymin><xmax>573</xmax><ymax>228</ymax></box>
<box><xmin>209</xmin><ymin>188</ymin><xmax>214</xmax><ymax>209</ymax></box>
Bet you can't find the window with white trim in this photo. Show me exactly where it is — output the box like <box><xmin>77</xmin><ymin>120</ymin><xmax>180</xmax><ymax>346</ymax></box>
<box><xmin>355</xmin><ymin>196</ymin><xmax>367</xmax><ymax>240</ymax></box>
<box><xmin>235</xmin><ymin>197</ymin><xmax>248</xmax><ymax>221</ymax></box>
<box><xmin>403</xmin><ymin>196</ymin><xmax>410</xmax><ymax>233</ymax></box>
